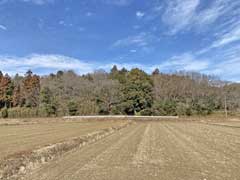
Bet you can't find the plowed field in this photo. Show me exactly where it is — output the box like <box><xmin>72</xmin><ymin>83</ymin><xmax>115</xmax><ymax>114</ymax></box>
<box><xmin>23</xmin><ymin>121</ymin><xmax>240</xmax><ymax>180</ymax></box>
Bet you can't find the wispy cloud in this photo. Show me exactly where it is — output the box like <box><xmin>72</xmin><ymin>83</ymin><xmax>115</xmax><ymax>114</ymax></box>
<box><xmin>1</xmin><ymin>52</ymin><xmax>240</xmax><ymax>82</ymax></box>
<box><xmin>162</xmin><ymin>0</ymin><xmax>200</xmax><ymax>34</ymax></box>
<box><xmin>0</xmin><ymin>24</ymin><xmax>7</xmax><ymax>31</ymax></box>
<box><xmin>0</xmin><ymin>53</ymin><xmax>209</xmax><ymax>75</ymax></box>
<box><xmin>1</xmin><ymin>53</ymin><xmax>207</xmax><ymax>76</ymax></box>
<box><xmin>197</xmin><ymin>21</ymin><xmax>240</xmax><ymax>55</ymax></box>
<box><xmin>211</xmin><ymin>23</ymin><xmax>240</xmax><ymax>48</ymax></box>
<box><xmin>182</xmin><ymin>42</ymin><xmax>240</xmax><ymax>82</ymax></box>
<box><xmin>202</xmin><ymin>44</ymin><xmax>240</xmax><ymax>82</ymax></box>
<box><xmin>0</xmin><ymin>0</ymin><xmax>55</xmax><ymax>5</ymax></box>
<box><xmin>23</xmin><ymin>0</ymin><xmax>54</xmax><ymax>5</ymax></box>
<box><xmin>162</xmin><ymin>0</ymin><xmax>240</xmax><ymax>35</ymax></box>
<box><xmin>112</xmin><ymin>32</ymin><xmax>159</xmax><ymax>48</ymax></box>
<box><xmin>102</xmin><ymin>0</ymin><xmax>132</xmax><ymax>6</ymax></box>
<box><xmin>0</xmin><ymin>54</ymin><xmax>94</xmax><ymax>75</ymax></box>
<box><xmin>159</xmin><ymin>53</ymin><xmax>210</xmax><ymax>72</ymax></box>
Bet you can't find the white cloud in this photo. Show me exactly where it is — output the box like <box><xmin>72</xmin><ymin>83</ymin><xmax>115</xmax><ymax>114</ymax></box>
<box><xmin>0</xmin><ymin>54</ymin><xmax>156</xmax><ymax>76</ymax></box>
<box><xmin>0</xmin><ymin>53</ymin><xmax>208</xmax><ymax>75</ymax></box>
<box><xmin>0</xmin><ymin>24</ymin><xmax>7</xmax><ymax>31</ymax></box>
<box><xmin>130</xmin><ymin>49</ymin><xmax>137</xmax><ymax>53</ymax></box>
<box><xmin>0</xmin><ymin>54</ymin><xmax>94</xmax><ymax>75</ymax></box>
<box><xmin>159</xmin><ymin>53</ymin><xmax>210</xmax><ymax>72</ymax></box>
<box><xmin>0</xmin><ymin>0</ymin><xmax>55</xmax><ymax>5</ymax></box>
<box><xmin>112</xmin><ymin>32</ymin><xmax>158</xmax><ymax>48</ymax></box>
<box><xmin>197</xmin><ymin>22</ymin><xmax>240</xmax><ymax>54</ymax></box>
<box><xmin>204</xmin><ymin>44</ymin><xmax>240</xmax><ymax>79</ymax></box>
<box><xmin>194</xmin><ymin>0</ymin><xmax>231</xmax><ymax>27</ymax></box>
<box><xmin>212</xmin><ymin>23</ymin><xmax>240</xmax><ymax>48</ymax></box>
<box><xmin>102</xmin><ymin>0</ymin><xmax>132</xmax><ymax>6</ymax></box>
<box><xmin>162</xmin><ymin>0</ymin><xmax>200</xmax><ymax>34</ymax></box>
<box><xmin>191</xmin><ymin>44</ymin><xmax>240</xmax><ymax>81</ymax></box>
<box><xmin>58</xmin><ymin>20</ymin><xmax>74</xmax><ymax>28</ymax></box>
<box><xmin>1</xmin><ymin>52</ymin><xmax>240</xmax><ymax>81</ymax></box>
<box><xmin>20</xmin><ymin>0</ymin><xmax>54</xmax><ymax>5</ymax></box>
<box><xmin>162</xmin><ymin>0</ymin><xmax>240</xmax><ymax>35</ymax></box>
<box><xmin>136</xmin><ymin>11</ymin><xmax>145</xmax><ymax>19</ymax></box>
<box><xmin>103</xmin><ymin>53</ymin><xmax>211</xmax><ymax>74</ymax></box>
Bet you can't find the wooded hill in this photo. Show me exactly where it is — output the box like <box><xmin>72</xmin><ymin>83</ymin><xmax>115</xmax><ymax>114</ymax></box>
<box><xmin>0</xmin><ymin>66</ymin><xmax>240</xmax><ymax>118</ymax></box>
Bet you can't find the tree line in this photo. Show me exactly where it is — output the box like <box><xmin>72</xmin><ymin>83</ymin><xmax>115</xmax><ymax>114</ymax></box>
<box><xmin>0</xmin><ymin>67</ymin><xmax>239</xmax><ymax>118</ymax></box>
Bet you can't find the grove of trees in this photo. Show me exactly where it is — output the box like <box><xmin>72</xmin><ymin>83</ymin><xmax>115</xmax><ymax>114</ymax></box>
<box><xmin>0</xmin><ymin>66</ymin><xmax>239</xmax><ymax>118</ymax></box>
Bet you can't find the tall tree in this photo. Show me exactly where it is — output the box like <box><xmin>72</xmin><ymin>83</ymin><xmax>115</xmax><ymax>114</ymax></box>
<box><xmin>22</xmin><ymin>70</ymin><xmax>40</xmax><ymax>107</ymax></box>
<box><xmin>120</xmin><ymin>68</ymin><xmax>153</xmax><ymax>115</ymax></box>
<box><xmin>40</xmin><ymin>87</ymin><xmax>57</xmax><ymax>116</ymax></box>
<box><xmin>12</xmin><ymin>85</ymin><xmax>22</xmax><ymax>107</ymax></box>
<box><xmin>0</xmin><ymin>73</ymin><xmax>13</xmax><ymax>108</ymax></box>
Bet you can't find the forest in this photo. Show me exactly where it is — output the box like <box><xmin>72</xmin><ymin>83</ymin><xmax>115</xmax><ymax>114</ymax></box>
<box><xmin>0</xmin><ymin>66</ymin><xmax>240</xmax><ymax>118</ymax></box>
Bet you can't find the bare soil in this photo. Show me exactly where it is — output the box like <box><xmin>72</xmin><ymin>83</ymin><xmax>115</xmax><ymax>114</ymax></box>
<box><xmin>0</xmin><ymin>119</ymin><xmax>127</xmax><ymax>161</ymax></box>
<box><xmin>22</xmin><ymin>121</ymin><xmax>240</xmax><ymax>180</ymax></box>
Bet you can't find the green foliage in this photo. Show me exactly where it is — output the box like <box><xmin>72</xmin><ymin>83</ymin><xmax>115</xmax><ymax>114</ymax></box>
<box><xmin>152</xmin><ymin>100</ymin><xmax>177</xmax><ymax>116</ymax></box>
<box><xmin>119</xmin><ymin>68</ymin><xmax>153</xmax><ymax>115</ymax></box>
<box><xmin>68</xmin><ymin>101</ymin><xmax>78</xmax><ymax>116</ymax></box>
<box><xmin>1</xmin><ymin>108</ymin><xmax>8</xmax><ymax>118</ymax></box>
<box><xmin>1</xmin><ymin>67</ymin><xmax>240</xmax><ymax>118</ymax></box>
<box><xmin>191</xmin><ymin>98</ymin><xmax>215</xmax><ymax>115</ymax></box>
<box><xmin>110</xmin><ymin>66</ymin><xmax>128</xmax><ymax>84</ymax></box>
<box><xmin>110</xmin><ymin>106</ymin><xmax>122</xmax><ymax>115</ymax></box>
<box><xmin>176</xmin><ymin>103</ymin><xmax>192</xmax><ymax>116</ymax></box>
<box><xmin>40</xmin><ymin>87</ymin><xmax>57</xmax><ymax>116</ymax></box>
<box><xmin>7</xmin><ymin>107</ymin><xmax>39</xmax><ymax>118</ymax></box>
<box><xmin>140</xmin><ymin>108</ymin><xmax>152</xmax><ymax>116</ymax></box>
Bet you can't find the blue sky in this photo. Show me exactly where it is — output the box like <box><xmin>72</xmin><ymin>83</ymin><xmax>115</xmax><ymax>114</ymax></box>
<box><xmin>0</xmin><ymin>0</ymin><xmax>240</xmax><ymax>82</ymax></box>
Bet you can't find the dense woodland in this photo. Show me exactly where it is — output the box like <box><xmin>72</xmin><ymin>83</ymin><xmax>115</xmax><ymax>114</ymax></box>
<box><xmin>0</xmin><ymin>66</ymin><xmax>240</xmax><ymax>118</ymax></box>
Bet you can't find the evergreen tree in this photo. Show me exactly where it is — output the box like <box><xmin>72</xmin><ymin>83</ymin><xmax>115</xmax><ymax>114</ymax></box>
<box><xmin>68</xmin><ymin>100</ymin><xmax>78</xmax><ymax>116</ymax></box>
<box><xmin>120</xmin><ymin>68</ymin><xmax>153</xmax><ymax>115</ymax></box>
<box><xmin>40</xmin><ymin>87</ymin><xmax>57</xmax><ymax>116</ymax></box>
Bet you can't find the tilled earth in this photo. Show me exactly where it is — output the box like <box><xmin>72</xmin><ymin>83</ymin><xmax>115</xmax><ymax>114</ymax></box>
<box><xmin>23</xmin><ymin>121</ymin><xmax>240</xmax><ymax>180</ymax></box>
<box><xmin>0</xmin><ymin>120</ymin><xmax>127</xmax><ymax>160</ymax></box>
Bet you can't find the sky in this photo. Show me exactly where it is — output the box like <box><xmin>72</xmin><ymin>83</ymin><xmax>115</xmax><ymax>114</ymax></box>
<box><xmin>0</xmin><ymin>0</ymin><xmax>240</xmax><ymax>82</ymax></box>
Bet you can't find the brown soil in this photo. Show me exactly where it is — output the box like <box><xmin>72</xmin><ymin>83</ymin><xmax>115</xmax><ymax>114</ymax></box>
<box><xmin>22</xmin><ymin>121</ymin><xmax>240</xmax><ymax>180</ymax></box>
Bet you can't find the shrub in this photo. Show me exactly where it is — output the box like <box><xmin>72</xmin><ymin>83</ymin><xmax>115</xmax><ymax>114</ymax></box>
<box><xmin>1</xmin><ymin>108</ymin><xmax>8</xmax><ymax>118</ymax></box>
<box><xmin>68</xmin><ymin>101</ymin><xmax>78</xmax><ymax>116</ymax></box>
<box><xmin>176</xmin><ymin>103</ymin><xmax>192</xmax><ymax>116</ymax></box>
<box><xmin>152</xmin><ymin>100</ymin><xmax>177</xmax><ymax>116</ymax></box>
<box><xmin>7</xmin><ymin>107</ymin><xmax>39</xmax><ymax>118</ymax></box>
<box><xmin>140</xmin><ymin>108</ymin><xmax>152</xmax><ymax>116</ymax></box>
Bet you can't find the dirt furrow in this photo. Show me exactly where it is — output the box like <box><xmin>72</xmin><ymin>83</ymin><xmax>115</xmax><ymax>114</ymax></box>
<box><xmin>164</xmin><ymin>122</ymin><xmax>240</xmax><ymax>179</ymax></box>
<box><xmin>21</xmin><ymin>121</ymin><xmax>240</xmax><ymax>180</ymax></box>
<box><xmin>24</xmin><ymin>124</ymin><xmax>144</xmax><ymax>180</ymax></box>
